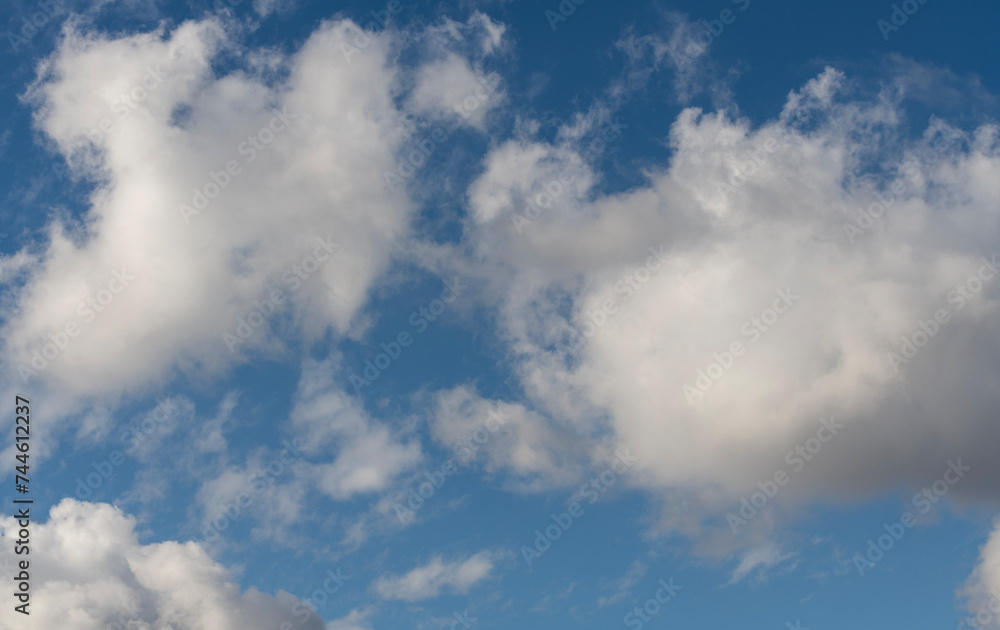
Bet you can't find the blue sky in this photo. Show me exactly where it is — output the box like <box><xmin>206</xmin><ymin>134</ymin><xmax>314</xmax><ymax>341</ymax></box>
<box><xmin>2</xmin><ymin>0</ymin><xmax>1000</xmax><ymax>629</ymax></box>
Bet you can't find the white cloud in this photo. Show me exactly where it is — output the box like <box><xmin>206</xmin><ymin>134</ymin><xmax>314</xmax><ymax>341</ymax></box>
<box><xmin>290</xmin><ymin>357</ymin><xmax>422</xmax><ymax>500</ymax></box>
<box><xmin>615</xmin><ymin>12</ymin><xmax>736</xmax><ymax>105</ymax></box>
<box><xmin>431</xmin><ymin>385</ymin><xmax>585</xmax><ymax>490</ymax></box>
<box><xmin>3</xmin><ymin>18</ymin><xmax>403</xmax><ymax>410</ymax></box>
<box><xmin>325</xmin><ymin>608</ymin><xmax>373</xmax><ymax>630</ymax></box>
<box><xmin>408</xmin><ymin>53</ymin><xmax>502</xmax><ymax>129</ymax></box>
<box><xmin>466</xmin><ymin>139</ymin><xmax>591</xmax><ymax>223</ymax></box>
<box><xmin>727</xmin><ymin>543</ymin><xmax>794</xmax><ymax>585</ymax></box>
<box><xmin>193</xmin><ymin>445</ymin><xmax>309</xmax><ymax>545</ymax></box>
<box><xmin>596</xmin><ymin>559</ymin><xmax>646</xmax><ymax>607</ymax></box>
<box><xmin>253</xmin><ymin>0</ymin><xmax>296</xmax><ymax>17</ymax></box>
<box><xmin>459</xmin><ymin>64</ymin><xmax>1000</xmax><ymax>549</ymax></box>
<box><xmin>0</xmin><ymin>499</ymin><xmax>324</xmax><ymax>630</ymax></box>
<box><xmin>469</xmin><ymin>11</ymin><xmax>506</xmax><ymax>55</ymax></box>
<box><xmin>372</xmin><ymin>551</ymin><xmax>494</xmax><ymax>601</ymax></box>
<box><xmin>961</xmin><ymin>521</ymin><xmax>1000</xmax><ymax>628</ymax></box>
<box><xmin>403</xmin><ymin>11</ymin><xmax>507</xmax><ymax>129</ymax></box>
<box><xmin>6</xmin><ymin>16</ymin><xmax>408</xmax><ymax>401</ymax></box>
<box><xmin>0</xmin><ymin>11</ymin><xmax>504</xmax><ymax>472</ymax></box>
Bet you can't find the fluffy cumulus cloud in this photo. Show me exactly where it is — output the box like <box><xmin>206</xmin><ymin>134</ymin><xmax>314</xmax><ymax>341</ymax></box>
<box><xmin>0</xmin><ymin>499</ymin><xmax>323</xmax><ymax>630</ymax></box>
<box><xmin>4</xmin><ymin>17</ymin><xmax>407</xmax><ymax>399</ymax></box>
<box><xmin>460</xmin><ymin>65</ymin><xmax>1000</xmax><ymax>546</ymax></box>
<box><xmin>372</xmin><ymin>551</ymin><xmax>494</xmax><ymax>601</ymax></box>
<box><xmin>0</xmin><ymin>9</ymin><xmax>513</xmax><ymax>500</ymax></box>
<box><xmin>0</xmin><ymin>8</ymin><xmax>507</xmax><ymax>440</ymax></box>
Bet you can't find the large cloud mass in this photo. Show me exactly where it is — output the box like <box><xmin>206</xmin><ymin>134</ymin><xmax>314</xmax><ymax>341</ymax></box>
<box><xmin>2</xmin><ymin>9</ymin><xmax>505</xmax><ymax>399</ymax></box>
<box><xmin>5</xmin><ymin>17</ymin><xmax>411</xmax><ymax>398</ymax></box>
<box><xmin>0</xmin><ymin>499</ymin><xmax>324</xmax><ymax>630</ymax></box>
<box><xmin>459</xmin><ymin>66</ymin><xmax>1000</xmax><ymax>547</ymax></box>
